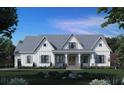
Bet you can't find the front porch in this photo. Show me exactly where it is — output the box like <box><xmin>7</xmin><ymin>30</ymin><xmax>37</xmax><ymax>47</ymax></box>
<box><xmin>54</xmin><ymin>52</ymin><xmax>94</xmax><ymax>69</ymax></box>
<box><xmin>66</xmin><ymin>54</ymin><xmax>90</xmax><ymax>70</ymax></box>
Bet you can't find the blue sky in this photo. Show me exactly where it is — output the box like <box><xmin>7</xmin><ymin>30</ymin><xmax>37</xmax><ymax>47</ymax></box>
<box><xmin>12</xmin><ymin>7</ymin><xmax>124</xmax><ymax>45</ymax></box>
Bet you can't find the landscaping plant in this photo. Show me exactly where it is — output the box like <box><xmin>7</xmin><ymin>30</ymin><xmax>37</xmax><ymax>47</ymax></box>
<box><xmin>89</xmin><ymin>79</ymin><xmax>110</xmax><ymax>85</ymax></box>
<box><xmin>8</xmin><ymin>78</ymin><xmax>28</xmax><ymax>85</ymax></box>
<box><xmin>0</xmin><ymin>77</ymin><xmax>10</xmax><ymax>85</ymax></box>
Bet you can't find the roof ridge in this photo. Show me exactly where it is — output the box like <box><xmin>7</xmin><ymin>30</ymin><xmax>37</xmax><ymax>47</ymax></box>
<box><xmin>24</xmin><ymin>34</ymin><xmax>104</xmax><ymax>38</ymax></box>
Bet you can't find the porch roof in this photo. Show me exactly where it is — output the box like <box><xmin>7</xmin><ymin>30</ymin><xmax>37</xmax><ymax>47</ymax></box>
<box><xmin>52</xmin><ymin>49</ymin><xmax>93</xmax><ymax>54</ymax></box>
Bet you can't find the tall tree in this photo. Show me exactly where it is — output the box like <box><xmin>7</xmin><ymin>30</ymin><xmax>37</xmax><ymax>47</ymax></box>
<box><xmin>106</xmin><ymin>35</ymin><xmax>124</xmax><ymax>67</ymax></box>
<box><xmin>0</xmin><ymin>37</ymin><xmax>15</xmax><ymax>67</ymax></box>
<box><xmin>106</xmin><ymin>37</ymin><xmax>118</xmax><ymax>52</ymax></box>
<box><xmin>97</xmin><ymin>7</ymin><xmax>124</xmax><ymax>29</ymax></box>
<box><xmin>116</xmin><ymin>43</ymin><xmax>124</xmax><ymax>67</ymax></box>
<box><xmin>0</xmin><ymin>8</ymin><xmax>18</xmax><ymax>38</ymax></box>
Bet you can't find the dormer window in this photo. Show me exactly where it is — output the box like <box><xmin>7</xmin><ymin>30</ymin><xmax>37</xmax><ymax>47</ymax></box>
<box><xmin>99</xmin><ymin>43</ymin><xmax>102</xmax><ymax>47</ymax></box>
<box><xmin>69</xmin><ymin>42</ymin><xmax>76</xmax><ymax>49</ymax></box>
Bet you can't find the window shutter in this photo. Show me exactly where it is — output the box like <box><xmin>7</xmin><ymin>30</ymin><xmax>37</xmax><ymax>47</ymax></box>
<box><xmin>31</xmin><ymin>56</ymin><xmax>33</xmax><ymax>63</ymax></box>
<box><xmin>102</xmin><ymin>55</ymin><xmax>104</xmax><ymax>63</ymax></box>
<box><xmin>49</xmin><ymin>55</ymin><xmax>50</xmax><ymax>63</ymax></box>
<box><xmin>41</xmin><ymin>55</ymin><xmax>43</xmax><ymax>63</ymax></box>
<box><xmin>95</xmin><ymin>55</ymin><xmax>98</xmax><ymax>63</ymax></box>
<box><xmin>103</xmin><ymin>55</ymin><xmax>105</xmax><ymax>63</ymax></box>
<box><xmin>25</xmin><ymin>56</ymin><xmax>27</xmax><ymax>63</ymax></box>
<box><xmin>46</xmin><ymin>55</ymin><xmax>49</xmax><ymax>63</ymax></box>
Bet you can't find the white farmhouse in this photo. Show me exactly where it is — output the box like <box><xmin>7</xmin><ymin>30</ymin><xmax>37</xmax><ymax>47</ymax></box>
<box><xmin>14</xmin><ymin>34</ymin><xmax>111</xmax><ymax>69</ymax></box>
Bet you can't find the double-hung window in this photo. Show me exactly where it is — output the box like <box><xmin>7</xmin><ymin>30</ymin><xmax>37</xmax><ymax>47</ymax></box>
<box><xmin>55</xmin><ymin>55</ymin><xmax>65</xmax><ymax>63</ymax></box>
<box><xmin>95</xmin><ymin>55</ymin><xmax>105</xmax><ymax>63</ymax></box>
<box><xmin>81</xmin><ymin>55</ymin><xmax>89</xmax><ymax>63</ymax></box>
<box><xmin>41</xmin><ymin>55</ymin><xmax>49</xmax><ymax>63</ymax></box>
<box><xmin>27</xmin><ymin>56</ymin><xmax>32</xmax><ymax>63</ymax></box>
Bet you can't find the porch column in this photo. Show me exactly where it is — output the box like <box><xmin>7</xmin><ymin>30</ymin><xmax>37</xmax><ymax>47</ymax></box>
<box><xmin>14</xmin><ymin>57</ymin><xmax>18</xmax><ymax>68</ymax></box>
<box><xmin>90</xmin><ymin>53</ymin><xmax>95</xmax><ymax>67</ymax></box>
<box><xmin>65</xmin><ymin>54</ymin><xmax>68</xmax><ymax>65</ymax></box>
<box><xmin>78</xmin><ymin>53</ymin><xmax>81</xmax><ymax>68</ymax></box>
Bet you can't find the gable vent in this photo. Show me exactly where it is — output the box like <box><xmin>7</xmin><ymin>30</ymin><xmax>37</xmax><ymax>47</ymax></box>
<box><xmin>19</xmin><ymin>40</ymin><xmax>23</xmax><ymax>43</ymax></box>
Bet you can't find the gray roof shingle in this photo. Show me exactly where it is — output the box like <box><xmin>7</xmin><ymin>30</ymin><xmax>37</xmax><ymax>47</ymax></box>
<box><xmin>15</xmin><ymin>34</ymin><xmax>105</xmax><ymax>53</ymax></box>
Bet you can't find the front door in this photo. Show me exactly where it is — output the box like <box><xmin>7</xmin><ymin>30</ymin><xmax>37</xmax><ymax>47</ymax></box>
<box><xmin>17</xmin><ymin>59</ymin><xmax>21</xmax><ymax>68</ymax></box>
<box><xmin>68</xmin><ymin>55</ymin><xmax>76</xmax><ymax>65</ymax></box>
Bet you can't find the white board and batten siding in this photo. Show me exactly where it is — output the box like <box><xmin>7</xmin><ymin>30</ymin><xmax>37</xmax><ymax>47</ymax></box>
<box><xmin>34</xmin><ymin>38</ymin><xmax>55</xmax><ymax>67</ymax></box>
<box><xmin>91</xmin><ymin>38</ymin><xmax>111</xmax><ymax>67</ymax></box>
<box><xmin>15</xmin><ymin>38</ymin><xmax>55</xmax><ymax>67</ymax></box>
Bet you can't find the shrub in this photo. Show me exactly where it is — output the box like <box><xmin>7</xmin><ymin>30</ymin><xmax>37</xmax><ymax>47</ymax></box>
<box><xmin>91</xmin><ymin>73</ymin><xmax>114</xmax><ymax>79</ymax></box>
<box><xmin>46</xmin><ymin>71</ymin><xmax>60</xmax><ymax>79</ymax></box>
<box><xmin>77</xmin><ymin>73</ymin><xmax>83</xmax><ymax>79</ymax></box>
<box><xmin>37</xmin><ymin>72</ymin><xmax>45</xmax><ymax>78</ymax></box>
<box><xmin>8</xmin><ymin>78</ymin><xmax>28</xmax><ymax>85</ymax></box>
<box><xmin>68</xmin><ymin>73</ymin><xmax>78</xmax><ymax>79</ymax></box>
<box><xmin>61</xmin><ymin>71</ymin><xmax>80</xmax><ymax>80</ymax></box>
<box><xmin>90</xmin><ymin>79</ymin><xmax>110</xmax><ymax>85</ymax></box>
<box><xmin>107</xmin><ymin>77</ymin><xmax>124</xmax><ymax>85</ymax></box>
<box><xmin>81</xmin><ymin>72</ymin><xmax>115</xmax><ymax>80</ymax></box>
<box><xmin>0</xmin><ymin>77</ymin><xmax>10</xmax><ymax>85</ymax></box>
<box><xmin>61</xmin><ymin>71</ymin><xmax>72</xmax><ymax>77</ymax></box>
<box><xmin>90</xmin><ymin>77</ymin><xmax>124</xmax><ymax>85</ymax></box>
<box><xmin>60</xmin><ymin>71</ymin><xmax>72</xmax><ymax>79</ymax></box>
<box><xmin>81</xmin><ymin>72</ymin><xmax>90</xmax><ymax>79</ymax></box>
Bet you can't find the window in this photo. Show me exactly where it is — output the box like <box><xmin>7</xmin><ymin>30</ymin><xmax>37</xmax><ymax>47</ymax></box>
<box><xmin>55</xmin><ymin>55</ymin><xmax>65</xmax><ymax>63</ymax></box>
<box><xmin>81</xmin><ymin>55</ymin><xmax>88</xmax><ymax>63</ymax></box>
<box><xmin>95</xmin><ymin>55</ymin><xmax>104</xmax><ymax>63</ymax></box>
<box><xmin>41</xmin><ymin>55</ymin><xmax>49</xmax><ymax>63</ymax></box>
<box><xmin>27</xmin><ymin>56</ymin><xmax>32</xmax><ymax>63</ymax></box>
<box><xmin>69</xmin><ymin>42</ymin><xmax>76</xmax><ymax>49</ymax></box>
<box><xmin>99</xmin><ymin>43</ymin><xmax>102</xmax><ymax>47</ymax></box>
<box><xmin>43</xmin><ymin>43</ymin><xmax>46</xmax><ymax>47</ymax></box>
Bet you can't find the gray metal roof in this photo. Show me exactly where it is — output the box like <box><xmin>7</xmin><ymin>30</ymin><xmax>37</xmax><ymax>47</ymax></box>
<box><xmin>15</xmin><ymin>34</ymin><xmax>105</xmax><ymax>54</ymax></box>
<box><xmin>75</xmin><ymin>35</ymin><xmax>103</xmax><ymax>49</ymax></box>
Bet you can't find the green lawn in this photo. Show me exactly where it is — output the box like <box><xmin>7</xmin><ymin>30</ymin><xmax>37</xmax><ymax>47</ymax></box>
<box><xmin>0</xmin><ymin>68</ymin><xmax>123</xmax><ymax>85</ymax></box>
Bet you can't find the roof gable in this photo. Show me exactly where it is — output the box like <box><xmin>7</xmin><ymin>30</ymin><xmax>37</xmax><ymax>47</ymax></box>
<box><xmin>92</xmin><ymin>36</ymin><xmax>112</xmax><ymax>52</ymax></box>
<box><xmin>34</xmin><ymin>37</ymin><xmax>55</xmax><ymax>52</ymax></box>
<box><xmin>62</xmin><ymin>34</ymin><xmax>84</xmax><ymax>49</ymax></box>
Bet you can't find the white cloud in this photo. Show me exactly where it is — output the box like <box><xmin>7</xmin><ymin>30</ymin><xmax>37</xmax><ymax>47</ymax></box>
<box><xmin>54</xmin><ymin>16</ymin><xmax>104</xmax><ymax>26</ymax></box>
<box><xmin>51</xmin><ymin>16</ymin><xmax>105</xmax><ymax>34</ymax></box>
<box><xmin>50</xmin><ymin>16</ymin><xmax>123</xmax><ymax>36</ymax></box>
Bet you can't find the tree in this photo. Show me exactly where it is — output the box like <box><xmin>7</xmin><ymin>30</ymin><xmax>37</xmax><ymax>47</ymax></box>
<box><xmin>106</xmin><ymin>34</ymin><xmax>124</xmax><ymax>52</ymax></box>
<box><xmin>0</xmin><ymin>8</ymin><xmax>18</xmax><ymax>38</ymax></box>
<box><xmin>105</xmin><ymin>35</ymin><xmax>124</xmax><ymax>67</ymax></box>
<box><xmin>0</xmin><ymin>37</ymin><xmax>15</xmax><ymax>67</ymax></box>
<box><xmin>106</xmin><ymin>37</ymin><xmax>118</xmax><ymax>52</ymax></box>
<box><xmin>116</xmin><ymin>43</ymin><xmax>124</xmax><ymax>68</ymax></box>
<box><xmin>97</xmin><ymin>7</ymin><xmax>124</xmax><ymax>29</ymax></box>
